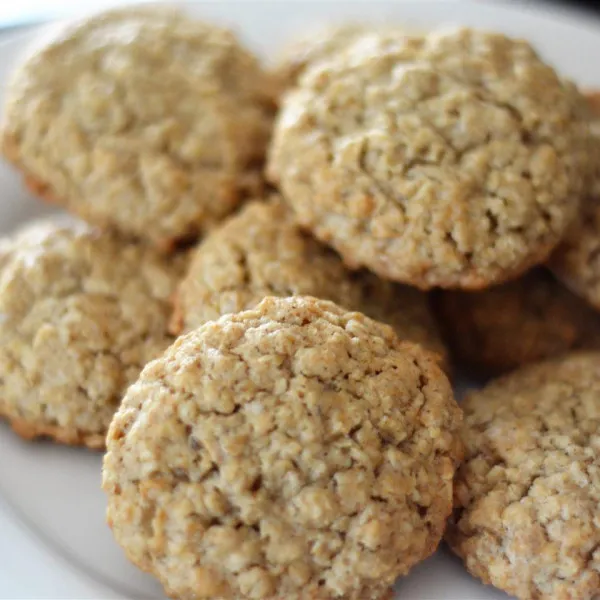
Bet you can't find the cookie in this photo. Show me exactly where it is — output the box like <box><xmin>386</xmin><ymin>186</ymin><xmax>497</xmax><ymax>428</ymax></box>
<box><xmin>434</xmin><ymin>269</ymin><xmax>600</xmax><ymax>374</ymax></box>
<box><xmin>274</xmin><ymin>23</ymin><xmax>377</xmax><ymax>88</ymax></box>
<box><xmin>447</xmin><ymin>353</ymin><xmax>600</xmax><ymax>600</ymax></box>
<box><xmin>170</xmin><ymin>198</ymin><xmax>448</xmax><ymax>366</ymax></box>
<box><xmin>267</xmin><ymin>28</ymin><xmax>590</xmax><ymax>289</ymax></box>
<box><xmin>549</xmin><ymin>92</ymin><xmax>600</xmax><ymax>309</ymax></box>
<box><xmin>1</xmin><ymin>6</ymin><xmax>276</xmax><ymax>249</ymax></box>
<box><xmin>103</xmin><ymin>296</ymin><xmax>462</xmax><ymax>600</ymax></box>
<box><xmin>0</xmin><ymin>220</ymin><xmax>183</xmax><ymax>449</ymax></box>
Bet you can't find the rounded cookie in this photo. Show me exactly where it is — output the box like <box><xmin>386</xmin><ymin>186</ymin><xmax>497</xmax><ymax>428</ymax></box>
<box><xmin>447</xmin><ymin>352</ymin><xmax>600</xmax><ymax>600</ymax></box>
<box><xmin>0</xmin><ymin>220</ymin><xmax>183</xmax><ymax>449</ymax></box>
<box><xmin>1</xmin><ymin>6</ymin><xmax>276</xmax><ymax>248</ymax></box>
<box><xmin>103</xmin><ymin>296</ymin><xmax>462</xmax><ymax>600</ymax></box>
<box><xmin>434</xmin><ymin>269</ymin><xmax>600</xmax><ymax>375</ymax></box>
<box><xmin>549</xmin><ymin>92</ymin><xmax>600</xmax><ymax>309</ymax></box>
<box><xmin>267</xmin><ymin>28</ymin><xmax>590</xmax><ymax>289</ymax></box>
<box><xmin>170</xmin><ymin>198</ymin><xmax>448</xmax><ymax>365</ymax></box>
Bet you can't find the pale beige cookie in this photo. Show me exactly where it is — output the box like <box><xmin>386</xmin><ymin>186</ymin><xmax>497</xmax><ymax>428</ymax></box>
<box><xmin>268</xmin><ymin>28</ymin><xmax>590</xmax><ymax>289</ymax></box>
<box><xmin>0</xmin><ymin>220</ymin><xmax>184</xmax><ymax>449</ymax></box>
<box><xmin>434</xmin><ymin>269</ymin><xmax>600</xmax><ymax>374</ymax></box>
<box><xmin>103</xmin><ymin>296</ymin><xmax>462</xmax><ymax>600</ymax></box>
<box><xmin>171</xmin><ymin>198</ymin><xmax>448</xmax><ymax>366</ymax></box>
<box><xmin>447</xmin><ymin>352</ymin><xmax>600</xmax><ymax>600</ymax></box>
<box><xmin>549</xmin><ymin>92</ymin><xmax>600</xmax><ymax>309</ymax></box>
<box><xmin>1</xmin><ymin>6</ymin><xmax>276</xmax><ymax>249</ymax></box>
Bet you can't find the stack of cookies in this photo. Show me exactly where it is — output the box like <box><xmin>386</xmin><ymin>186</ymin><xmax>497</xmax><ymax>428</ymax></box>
<box><xmin>0</xmin><ymin>6</ymin><xmax>598</xmax><ymax>600</ymax></box>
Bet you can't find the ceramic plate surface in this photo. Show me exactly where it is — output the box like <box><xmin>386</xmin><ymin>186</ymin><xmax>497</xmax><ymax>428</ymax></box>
<box><xmin>0</xmin><ymin>1</ymin><xmax>599</xmax><ymax>598</ymax></box>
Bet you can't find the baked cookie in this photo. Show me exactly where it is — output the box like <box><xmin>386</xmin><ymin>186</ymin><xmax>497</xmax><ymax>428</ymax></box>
<box><xmin>170</xmin><ymin>198</ymin><xmax>448</xmax><ymax>365</ymax></box>
<box><xmin>103</xmin><ymin>296</ymin><xmax>462</xmax><ymax>600</ymax></box>
<box><xmin>549</xmin><ymin>92</ymin><xmax>600</xmax><ymax>309</ymax></box>
<box><xmin>274</xmin><ymin>23</ymin><xmax>376</xmax><ymax>88</ymax></box>
<box><xmin>434</xmin><ymin>269</ymin><xmax>600</xmax><ymax>374</ymax></box>
<box><xmin>1</xmin><ymin>6</ymin><xmax>276</xmax><ymax>249</ymax></box>
<box><xmin>0</xmin><ymin>220</ymin><xmax>183</xmax><ymax>449</ymax></box>
<box><xmin>268</xmin><ymin>28</ymin><xmax>590</xmax><ymax>289</ymax></box>
<box><xmin>447</xmin><ymin>352</ymin><xmax>600</xmax><ymax>600</ymax></box>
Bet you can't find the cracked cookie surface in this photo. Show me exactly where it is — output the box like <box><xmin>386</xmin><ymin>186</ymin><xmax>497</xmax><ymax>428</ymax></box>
<box><xmin>0</xmin><ymin>220</ymin><xmax>183</xmax><ymax>449</ymax></box>
<box><xmin>1</xmin><ymin>6</ymin><xmax>276</xmax><ymax>248</ymax></box>
<box><xmin>103</xmin><ymin>296</ymin><xmax>462</xmax><ymax>600</ymax></box>
<box><xmin>550</xmin><ymin>92</ymin><xmax>600</xmax><ymax>309</ymax></box>
<box><xmin>171</xmin><ymin>198</ymin><xmax>448</xmax><ymax>366</ymax></box>
<box><xmin>447</xmin><ymin>352</ymin><xmax>600</xmax><ymax>600</ymax></box>
<box><xmin>434</xmin><ymin>269</ymin><xmax>600</xmax><ymax>374</ymax></box>
<box><xmin>267</xmin><ymin>28</ymin><xmax>590</xmax><ymax>289</ymax></box>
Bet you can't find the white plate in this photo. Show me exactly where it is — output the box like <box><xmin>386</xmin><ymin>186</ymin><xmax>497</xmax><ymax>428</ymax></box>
<box><xmin>0</xmin><ymin>1</ymin><xmax>599</xmax><ymax>598</ymax></box>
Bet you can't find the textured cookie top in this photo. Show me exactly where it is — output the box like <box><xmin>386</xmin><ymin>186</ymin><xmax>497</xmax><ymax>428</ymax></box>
<box><xmin>0</xmin><ymin>220</ymin><xmax>183</xmax><ymax>448</ymax></box>
<box><xmin>171</xmin><ymin>198</ymin><xmax>448</xmax><ymax>364</ymax></box>
<box><xmin>447</xmin><ymin>353</ymin><xmax>600</xmax><ymax>600</ymax></box>
<box><xmin>103</xmin><ymin>296</ymin><xmax>461</xmax><ymax>600</ymax></box>
<box><xmin>434</xmin><ymin>269</ymin><xmax>600</xmax><ymax>374</ymax></box>
<box><xmin>549</xmin><ymin>92</ymin><xmax>600</xmax><ymax>309</ymax></box>
<box><xmin>1</xmin><ymin>6</ymin><xmax>275</xmax><ymax>247</ymax></box>
<box><xmin>171</xmin><ymin>199</ymin><xmax>357</xmax><ymax>331</ymax></box>
<box><xmin>268</xmin><ymin>28</ymin><xmax>590</xmax><ymax>289</ymax></box>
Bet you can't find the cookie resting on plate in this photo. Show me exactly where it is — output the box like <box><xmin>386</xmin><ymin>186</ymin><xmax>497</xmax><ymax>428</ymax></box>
<box><xmin>1</xmin><ymin>6</ymin><xmax>276</xmax><ymax>249</ymax></box>
<box><xmin>103</xmin><ymin>296</ymin><xmax>462</xmax><ymax>600</ymax></box>
<box><xmin>171</xmin><ymin>197</ymin><xmax>448</xmax><ymax>367</ymax></box>
<box><xmin>0</xmin><ymin>219</ymin><xmax>184</xmax><ymax>449</ymax></box>
<box><xmin>434</xmin><ymin>268</ymin><xmax>600</xmax><ymax>375</ymax></box>
<box><xmin>268</xmin><ymin>28</ymin><xmax>591</xmax><ymax>289</ymax></box>
<box><xmin>447</xmin><ymin>352</ymin><xmax>600</xmax><ymax>600</ymax></box>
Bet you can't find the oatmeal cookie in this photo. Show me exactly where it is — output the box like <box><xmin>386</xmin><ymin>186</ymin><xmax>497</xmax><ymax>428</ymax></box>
<box><xmin>549</xmin><ymin>92</ymin><xmax>600</xmax><ymax>309</ymax></box>
<box><xmin>170</xmin><ymin>199</ymin><xmax>448</xmax><ymax>366</ymax></box>
<box><xmin>447</xmin><ymin>352</ymin><xmax>600</xmax><ymax>600</ymax></box>
<box><xmin>268</xmin><ymin>28</ymin><xmax>590</xmax><ymax>289</ymax></box>
<box><xmin>103</xmin><ymin>296</ymin><xmax>462</xmax><ymax>600</ymax></box>
<box><xmin>434</xmin><ymin>269</ymin><xmax>600</xmax><ymax>374</ymax></box>
<box><xmin>0</xmin><ymin>220</ymin><xmax>183</xmax><ymax>449</ymax></box>
<box><xmin>1</xmin><ymin>6</ymin><xmax>276</xmax><ymax>248</ymax></box>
